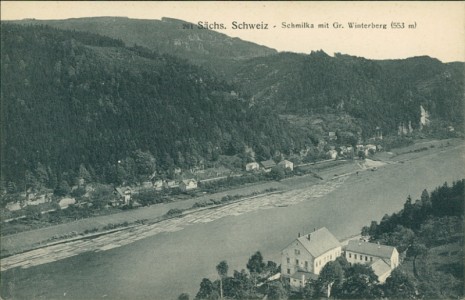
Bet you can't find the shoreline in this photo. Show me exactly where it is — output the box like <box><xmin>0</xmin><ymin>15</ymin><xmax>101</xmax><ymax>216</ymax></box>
<box><xmin>1</xmin><ymin>138</ymin><xmax>463</xmax><ymax>264</ymax></box>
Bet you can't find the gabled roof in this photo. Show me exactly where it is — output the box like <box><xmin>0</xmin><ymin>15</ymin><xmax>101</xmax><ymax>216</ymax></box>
<box><xmin>295</xmin><ymin>227</ymin><xmax>341</xmax><ymax>258</ymax></box>
<box><xmin>260</xmin><ymin>160</ymin><xmax>276</xmax><ymax>168</ymax></box>
<box><xmin>115</xmin><ymin>187</ymin><xmax>132</xmax><ymax>196</ymax></box>
<box><xmin>278</xmin><ymin>160</ymin><xmax>293</xmax><ymax>165</ymax></box>
<box><xmin>181</xmin><ymin>179</ymin><xmax>197</xmax><ymax>185</ymax></box>
<box><xmin>370</xmin><ymin>259</ymin><xmax>392</xmax><ymax>278</ymax></box>
<box><xmin>346</xmin><ymin>240</ymin><xmax>396</xmax><ymax>259</ymax></box>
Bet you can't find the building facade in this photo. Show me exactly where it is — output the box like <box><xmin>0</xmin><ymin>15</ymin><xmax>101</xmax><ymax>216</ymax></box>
<box><xmin>281</xmin><ymin>227</ymin><xmax>342</xmax><ymax>288</ymax></box>
<box><xmin>344</xmin><ymin>240</ymin><xmax>399</xmax><ymax>283</ymax></box>
<box><xmin>180</xmin><ymin>179</ymin><xmax>197</xmax><ymax>192</ymax></box>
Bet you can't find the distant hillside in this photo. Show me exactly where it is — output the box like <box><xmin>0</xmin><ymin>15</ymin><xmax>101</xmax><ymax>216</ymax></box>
<box><xmin>230</xmin><ymin>51</ymin><xmax>465</xmax><ymax>136</ymax></box>
<box><xmin>9</xmin><ymin>18</ymin><xmax>463</xmax><ymax>138</ymax></box>
<box><xmin>0</xmin><ymin>24</ymin><xmax>302</xmax><ymax>188</ymax></box>
<box><xmin>7</xmin><ymin>17</ymin><xmax>277</xmax><ymax>77</ymax></box>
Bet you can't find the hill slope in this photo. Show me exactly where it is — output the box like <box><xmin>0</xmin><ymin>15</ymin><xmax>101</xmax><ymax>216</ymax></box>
<box><xmin>0</xmin><ymin>24</ymin><xmax>300</xmax><ymax>188</ymax></box>
<box><xmin>231</xmin><ymin>51</ymin><xmax>465</xmax><ymax>136</ymax></box>
<box><xmin>8</xmin><ymin>17</ymin><xmax>277</xmax><ymax>77</ymax></box>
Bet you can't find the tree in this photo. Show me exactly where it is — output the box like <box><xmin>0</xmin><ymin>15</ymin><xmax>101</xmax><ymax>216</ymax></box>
<box><xmin>268</xmin><ymin>166</ymin><xmax>285</xmax><ymax>181</ymax></box>
<box><xmin>266</xmin><ymin>260</ymin><xmax>279</xmax><ymax>275</ymax></box>
<box><xmin>247</xmin><ymin>251</ymin><xmax>266</xmax><ymax>274</ymax></box>
<box><xmin>247</xmin><ymin>251</ymin><xmax>267</xmax><ymax>286</ymax></box>
<box><xmin>302</xmin><ymin>279</ymin><xmax>317</xmax><ymax>299</ymax></box>
<box><xmin>195</xmin><ymin>278</ymin><xmax>218</xmax><ymax>300</ymax></box>
<box><xmin>25</xmin><ymin>205</ymin><xmax>42</xmax><ymax>220</ymax></box>
<box><xmin>35</xmin><ymin>162</ymin><xmax>49</xmax><ymax>189</ymax></box>
<box><xmin>340</xmin><ymin>264</ymin><xmax>382</xmax><ymax>299</ymax></box>
<box><xmin>317</xmin><ymin>260</ymin><xmax>344</xmax><ymax>297</ymax></box>
<box><xmin>178</xmin><ymin>293</ymin><xmax>190</xmax><ymax>300</ymax></box>
<box><xmin>216</xmin><ymin>261</ymin><xmax>228</xmax><ymax>299</ymax></box>
<box><xmin>133</xmin><ymin>149</ymin><xmax>156</xmax><ymax>182</ymax></box>
<box><xmin>78</xmin><ymin>164</ymin><xmax>92</xmax><ymax>184</ymax></box>
<box><xmin>223</xmin><ymin>269</ymin><xmax>253</xmax><ymax>299</ymax></box>
<box><xmin>407</xmin><ymin>242</ymin><xmax>428</xmax><ymax>278</ymax></box>
<box><xmin>90</xmin><ymin>184</ymin><xmax>114</xmax><ymax>209</ymax></box>
<box><xmin>265</xmin><ymin>281</ymin><xmax>288</xmax><ymax>300</ymax></box>
<box><xmin>54</xmin><ymin>180</ymin><xmax>71</xmax><ymax>196</ymax></box>
<box><xmin>383</xmin><ymin>269</ymin><xmax>417</xmax><ymax>299</ymax></box>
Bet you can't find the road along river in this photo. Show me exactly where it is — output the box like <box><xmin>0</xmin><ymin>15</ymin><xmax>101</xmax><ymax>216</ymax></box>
<box><xmin>1</xmin><ymin>142</ymin><xmax>464</xmax><ymax>299</ymax></box>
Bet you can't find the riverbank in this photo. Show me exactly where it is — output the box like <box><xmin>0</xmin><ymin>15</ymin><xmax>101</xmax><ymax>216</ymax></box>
<box><xmin>1</xmin><ymin>139</ymin><xmax>463</xmax><ymax>300</ymax></box>
<box><xmin>1</xmin><ymin>138</ymin><xmax>463</xmax><ymax>259</ymax></box>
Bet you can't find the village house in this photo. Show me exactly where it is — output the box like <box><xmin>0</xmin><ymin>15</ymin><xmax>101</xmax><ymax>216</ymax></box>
<box><xmin>344</xmin><ymin>240</ymin><xmax>399</xmax><ymax>283</ymax></box>
<box><xmin>58</xmin><ymin>197</ymin><xmax>76</xmax><ymax>209</ymax></box>
<box><xmin>281</xmin><ymin>227</ymin><xmax>342</xmax><ymax>288</ymax></box>
<box><xmin>163</xmin><ymin>180</ymin><xmax>178</xmax><ymax>189</ymax></box>
<box><xmin>179</xmin><ymin>179</ymin><xmax>197</xmax><ymax>192</ymax></box>
<box><xmin>365</xmin><ymin>144</ymin><xmax>377</xmax><ymax>155</ymax></box>
<box><xmin>245</xmin><ymin>162</ymin><xmax>260</xmax><ymax>172</ymax></box>
<box><xmin>5</xmin><ymin>201</ymin><xmax>22</xmax><ymax>211</ymax></box>
<box><xmin>141</xmin><ymin>181</ymin><xmax>152</xmax><ymax>188</ymax></box>
<box><xmin>260</xmin><ymin>160</ymin><xmax>276</xmax><ymax>172</ymax></box>
<box><xmin>153</xmin><ymin>180</ymin><xmax>163</xmax><ymax>191</ymax></box>
<box><xmin>278</xmin><ymin>160</ymin><xmax>294</xmax><ymax>171</ymax></box>
<box><xmin>115</xmin><ymin>187</ymin><xmax>132</xmax><ymax>205</ymax></box>
<box><xmin>327</xmin><ymin>149</ymin><xmax>338</xmax><ymax>160</ymax></box>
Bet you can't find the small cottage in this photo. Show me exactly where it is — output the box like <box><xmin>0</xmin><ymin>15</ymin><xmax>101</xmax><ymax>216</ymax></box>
<box><xmin>59</xmin><ymin>198</ymin><xmax>76</xmax><ymax>209</ymax></box>
<box><xmin>260</xmin><ymin>160</ymin><xmax>276</xmax><ymax>172</ymax></box>
<box><xmin>245</xmin><ymin>162</ymin><xmax>260</xmax><ymax>172</ymax></box>
<box><xmin>327</xmin><ymin>150</ymin><xmax>338</xmax><ymax>160</ymax></box>
<box><xmin>163</xmin><ymin>180</ymin><xmax>178</xmax><ymax>189</ymax></box>
<box><xmin>153</xmin><ymin>180</ymin><xmax>163</xmax><ymax>191</ymax></box>
<box><xmin>180</xmin><ymin>179</ymin><xmax>197</xmax><ymax>192</ymax></box>
<box><xmin>278</xmin><ymin>160</ymin><xmax>294</xmax><ymax>171</ymax></box>
<box><xmin>115</xmin><ymin>187</ymin><xmax>132</xmax><ymax>205</ymax></box>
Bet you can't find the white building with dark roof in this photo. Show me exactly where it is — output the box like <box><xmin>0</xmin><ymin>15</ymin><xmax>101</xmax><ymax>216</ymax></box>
<box><xmin>344</xmin><ymin>240</ymin><xmax>399</xmax><ymax>283</ymax></box>
<box><xmin>281</xmin><ymin>227</ymin><xmax>342</xmax><ymax>288</ymax></box>
<box><xmin>278</xmin><ymin>160</ymin><xmax>294</xmax><ymax>171</ymax></box>
<box><xmin>260</xmin><ymin>160</ymin><xmax>276</xmax><ymax>172</ymax></box>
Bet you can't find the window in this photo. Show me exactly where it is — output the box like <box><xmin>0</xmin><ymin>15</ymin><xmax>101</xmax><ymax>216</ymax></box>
<box><xmin>360</xmin><ymin>255</ymin><xmax>363</xmax><ymax>261</ymax></box>
<box><xmin>354</xmin><ymin>254</ymin><xmax>357</xmax><ymax>259</ymax></box>
<box><xmin>287</xmin><ymin>269</ymin><xmax>291</xmax><ymax>274</ymax></box>
<box><xmin>349</xmin><ymin>253</ymin><xmax>352</xmax><ymax>258</ymax></box>
<box><xmin>296</xmin><ymin>259</ymin><xmax>299</xmax><ymax>265</ymax></box>
<box><xmin>365</xmin><ymin>256</ymin><xmax>368</xmax><ymax>261</ymax></box>
<box><xmin>287</xmin><ymin>257</ymin><xmax>290</xmax><ymax>264</ymax></box>
<box><xmin>370</xmin><ymin>257</ymin><xmax>373</xmax><ymax>262</ymax></box>
<box><xmin>295</xmin><ymin>249</ymin><xmax>300</xmax><ymax>255</ymax></box>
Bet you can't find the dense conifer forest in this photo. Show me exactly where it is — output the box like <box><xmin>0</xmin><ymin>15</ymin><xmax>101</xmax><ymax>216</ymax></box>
<box><xmin>1</xmin><ymin>21</ymin><xmax>464</xmax><ymax>192</ymax></box>
<box><xmin>1</xmin><ymin>24</ymin><xmax>308</xmax><ymax>189</ymax></box>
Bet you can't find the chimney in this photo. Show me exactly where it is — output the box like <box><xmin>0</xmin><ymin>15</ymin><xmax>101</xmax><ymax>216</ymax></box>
<box><xmin>314</xmin><ymin>228</ymin><xmax>316</xmax><ymax>232</ymax></box>
<box><xmin>298</xmin><ymin>232</ymin><xmax>301</xmax><ymax>238</ymax></box>
<box><xmin>377</xmin><ymin>241</ymin><xmax>380</xmax><ymax>249</ymax></box>
<box><xmin>307</xmin><ymin>234</ymin><xmax>311</xmax><ymax>241</ymax></box>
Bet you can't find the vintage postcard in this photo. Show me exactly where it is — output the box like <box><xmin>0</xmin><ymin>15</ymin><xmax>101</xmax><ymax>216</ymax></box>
<box><xmin>1</xmin><ymin>2</ymin><xmax>464</xmax><ymax>299</ymax></box>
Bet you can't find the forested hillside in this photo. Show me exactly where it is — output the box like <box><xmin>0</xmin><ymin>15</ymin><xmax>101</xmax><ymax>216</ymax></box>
<box><xmin>361</xmin><ymin>180</ymin><xmax>464</xmax><ymax>299</ymax></box>
<box><xmin>231</xmin><ymin>51</ymin><xmax>465</xmax><ymax>137</ymax></box>
<box><xmin>8</xmin><ymin>17</ymin><xmax>277</xmax><ymax>77</ymax></box>
<box><xmin>0</xmin><ymin>24</ymin><xmax>305</xmax><ymax>190</ymax></box>
<box><xmin>11</xmin><ymin>18</ymin><xmax>464</xmax><ymax>138</ymax></box>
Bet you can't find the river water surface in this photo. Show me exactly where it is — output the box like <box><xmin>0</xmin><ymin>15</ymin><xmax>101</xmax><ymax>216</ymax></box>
<box><xmin>1</xmin><ymin>143</ymin><xmax>464</xmax><ymax>299</ymax></box>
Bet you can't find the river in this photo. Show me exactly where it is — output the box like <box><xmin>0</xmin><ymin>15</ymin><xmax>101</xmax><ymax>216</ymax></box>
<box><xmin>1</xmin><ymin>142</ymin><xmax>464</xmax><ymax>299</ymax></box>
